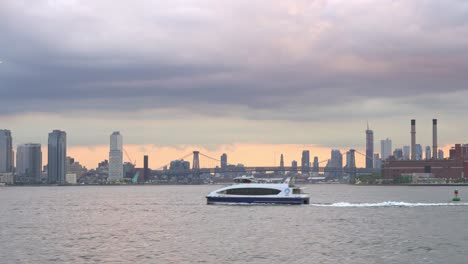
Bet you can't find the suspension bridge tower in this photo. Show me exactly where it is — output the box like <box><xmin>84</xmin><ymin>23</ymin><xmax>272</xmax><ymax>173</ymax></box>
<box><xmin>193</xmin><ymin>151</ymin><xmax>200</xmax><ymax>170</ymax></box>
<box><xmin>192</xmin><ymin>151</ymin><xmax>201</xmax><ymax>184</ymax></box>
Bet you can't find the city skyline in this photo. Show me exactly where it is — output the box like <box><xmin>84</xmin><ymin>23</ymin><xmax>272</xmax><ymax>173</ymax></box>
<box><xmin>0</xmin><ymin>126</ymin><xmax>458</xmax><ymax>170</ymax></box>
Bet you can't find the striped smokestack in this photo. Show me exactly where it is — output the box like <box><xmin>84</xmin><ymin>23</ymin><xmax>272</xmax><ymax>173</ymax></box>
<box><xmin>411</xmin><ymin>119</ymin><xmax>416</xmax><ymax>160</ymax></box>
<box><xmin>433</xmin><ymin>119</ymin><xmax>437</xmax><ymax>159</ymax></box>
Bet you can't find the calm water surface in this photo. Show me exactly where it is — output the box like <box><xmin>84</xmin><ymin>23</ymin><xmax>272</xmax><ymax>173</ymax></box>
<box><xmin>1</xmin><ymin>185</ymin><xmax>467</xmax><ymax>264</ymax></box>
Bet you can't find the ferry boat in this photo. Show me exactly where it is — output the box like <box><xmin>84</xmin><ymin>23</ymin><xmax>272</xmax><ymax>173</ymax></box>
<box><xmin>206</xmin><ymin>176</ymin><xmax>309</xmax><ymax>205</ymax></box>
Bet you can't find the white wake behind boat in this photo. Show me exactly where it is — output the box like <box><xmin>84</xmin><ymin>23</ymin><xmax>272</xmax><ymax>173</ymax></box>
<box><xmin>206</xmin><ymin>176</ymin><xmax>309</xmax><ymax>205</ymax></box>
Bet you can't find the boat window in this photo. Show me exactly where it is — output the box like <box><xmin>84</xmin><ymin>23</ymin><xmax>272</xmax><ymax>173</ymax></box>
<box><xmin>292</xmin><ymin>188</ymin><xmax>301</xmax><ymax>194</ymax></box>
<box><xmin>225</xmin><ymin>188</ymin><xmax>281</xmax><ymax>195</ymax></box>
<box><xmin>234</xmin><ymin>178</ymin><xmax>253</xmax><ymax>183</ymax></box>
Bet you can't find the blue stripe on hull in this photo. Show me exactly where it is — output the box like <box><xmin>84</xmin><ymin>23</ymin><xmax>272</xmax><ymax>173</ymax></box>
<box><xmin>207</xmin><ymin>196</ymin><xmax>309</xmax><ymax>205</ymax></box>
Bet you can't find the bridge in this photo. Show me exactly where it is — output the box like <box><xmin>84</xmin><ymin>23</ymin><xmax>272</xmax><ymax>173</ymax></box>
<box><xmin>132</xmin><ymin>149</ymin><xmax>375</xmax><ymax>183</ymax></box>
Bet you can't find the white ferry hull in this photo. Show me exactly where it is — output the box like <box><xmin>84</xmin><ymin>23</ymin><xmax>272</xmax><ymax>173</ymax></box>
<box><xmin>206</xmin><ymin>196</ymin><xmax>309</xmax><ymax>205</ymax></box>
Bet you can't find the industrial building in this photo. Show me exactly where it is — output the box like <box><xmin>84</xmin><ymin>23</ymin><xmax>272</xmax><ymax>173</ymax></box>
<box><xmin>382</xmin><ymin>119</ymin><xmax>468</xmax><ymax>182</ymax></box>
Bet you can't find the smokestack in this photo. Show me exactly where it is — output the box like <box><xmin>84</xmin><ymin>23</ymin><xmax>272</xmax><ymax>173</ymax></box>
<box><xmin>411</xmin><ymin>119</ymin><xmax>416</xmax><ymax>160</ymax></box>
<box><xmin>433</xmin><ymin>119</ymin><xmax>437</xmax><ymax>159</ymax></box>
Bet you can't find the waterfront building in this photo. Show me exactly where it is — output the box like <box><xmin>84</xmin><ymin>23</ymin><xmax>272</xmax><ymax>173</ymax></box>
<box><xmin>16</xmin><ymin>143</ymin><xmax>42</xmax><ymax>183</ymax></box>
<box><xmin>383</xmin><ymin>144</ymin><xmax>468</xmax><ymax>181</ymax></box>
<box><xmin>313</xmin><ymin>156</ymin><xmax>319</xmax><ymax>172</ymax></box>
<box><xmin>425</xmin><ymin>146</ymin><xmax>431</xmax><ymax>160</ymax></box>
<box><xmin>415</xmin><ymin>144</ymin><xmax>423</xmax><ymax>160</ymax></box>
<box><xmin>380</xmin><ymin>138</ymin><xmax>392</xmax><ymax>161</ymax></box>
<box><xmin>301</xmin><ymin>150</ymin><xmax>310</xmax><ymax>173</ymax></box>
<box><xmin>449</xmin><ymin>144</ymin><xmax>468</xmax><ymax>159</ymax></box>
<box><xmin>66</xmin><ymin>156</ymin><xmax>86</xmax><ymax>178</ymax></box>
<box><xmin>48</xmin><ymin>130</ymin><xmax>67</xmax><ymax>184</ymax></box>
<box><xmin>403</xmin><ymin>146</ymin><xmax>410</xmax><ymax>160</ymax></box>
<box><xmin>123</xmin><ymin>162</ymin><xmax>135</xmax><ymax>178</ymax></box>
<box><xmin>0</xmin><ymin>172</ymin><xmax>14</xmax><ymax>184</ymax></box>
<box><xmin>65</xmin><ymin>173</ymin><xmax>77</xmax><ymax>184</ymax></box>
<box><xmin>220</xmin><ymin>153</ymin><xmax>227</xmax><ymax>169</ymax></box>
<box><xmin>170</xmin><ymin>160</ymin><xmax>190</xmax><ymax>170</ymax></box>
<box><xmin>0</xmin><ymin>129</ymin><xmax>13</xmax><ymax>173</ymax></box>
<box><xmin>280</xmin><ymin>154</ymin><xmax>284</xmax><ymax>169</ymax></box>
<box><xmin>366</xmin><ymin>124</ymin><xmax>374</xmax><ymax>169</ymax></box>
<box><xmin>108</xmin><ymin>131</ymin><xmax>123</xmax><ymax>181</ymax></box>
<box><xmin>438</xmin><ymin>149</ymin><xmax>444</xmax><ymax>160</ymax></box>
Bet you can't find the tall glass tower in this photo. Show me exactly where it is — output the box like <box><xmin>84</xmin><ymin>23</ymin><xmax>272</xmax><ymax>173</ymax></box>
<box><xmin>17</xmin><ymin>143</ymin><xmax>42</xmax><ymax>183</ymax></box>
<box><xmin>380</xmin><ymin>138</ymin><xmax>392</xmax><ymax>161</ymax></box>
<box><xmin>301</xmin><ymin>150</ymin><xmax>310</xmax><ymax>173</ymax></box>
<box><xmin>48</xmin><ymin>130</ymin><xmax>67</xmax><ymax>184</ymax></box>
<box><xmin>0</xmin><ymin>129</ymin><xmax>13</xmax><ymax>173</ymax></box>
<box><xmin>109</xmin><ymin>131</ymin><xmax>123</xmax><ymax>181</ymax></box>
<box><xmin>366</xmin><ymin>124</ymin><xmax>374</xmax><ymax>169</ymax></box>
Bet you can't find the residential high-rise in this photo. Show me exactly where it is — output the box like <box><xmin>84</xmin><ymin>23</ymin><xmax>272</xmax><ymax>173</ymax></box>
<box><xmin>345</xmin><ymin>149</ymin><xmax>357</xmax><ymax>181</ymax></box>
<box><xmin>327</xmin><ymin>149</ymin><xmax>343</xmax><ymax>179</ymax></box>
<box><xmin>109</xmin><ymin>131</ymin><xmax>123</xmax><ymax>181</ymax></box>
<box><xmin>0</xmin><ymin>129</ymin><xmax>13</xmax><ymax>173</ymax></box>
<box><xmin>313</xmin><ymin>156</ymin><xmax>319</xmax><ymax>172</ymax></box>
<box><xmin>425</xmin><ymin>146</ymin><xmax>431</xmax><ymax>160</ymax></box>
<box><xmin>346</xmin><ymin>149</ymin><xmax>356</xmax><ymax>169</ymax></box>
<box><xmin>16</xmin><ymin>143</ymin><xmax>42</xmax><ymax>183</ymax></box>
<box><xmin>48</xmin><ymin>130</ymin><xmax>67</xmax><ymax>184</ymax></box>
<box><xmin>403</xmin><ymin>146</ymin><xmax>411</xmax><ymax>160</ymax></box>
<box><xmin>220</xmin><ymin>153</ymin><xmax>227</xmax><ymax>169</ymax></box>
<box><xmin>380</xmin><ymin>138</ymin><xmax>392</xmax><ymax>161</ymax></box>
<box><xmin>301</xmin><ymin>150</ymin><xmax>310</xmax><ymax>173</ymax></box>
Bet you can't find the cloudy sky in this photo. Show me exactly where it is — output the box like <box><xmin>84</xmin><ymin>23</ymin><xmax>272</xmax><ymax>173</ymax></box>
<box><xmin>1</xmin><ymin>0</ymin><xmax>468</xmax><ymax>168</ymax></box>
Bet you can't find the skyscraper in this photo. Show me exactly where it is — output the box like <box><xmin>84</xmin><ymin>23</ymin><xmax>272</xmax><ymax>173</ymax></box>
<box><xmin>109</xmin><ymin>131</ymin><xmax>123</xmax><ymax>181</ymax></box>
<box><xmin>279</xmin><ymin>154</ymin><xmax>284</xmax><ymax>169</ymax></box>
<box><xmin>425</xmin><ymin>146</ymin><xmax>431</xmax><ymax>160</ymax></box>
<box><xmin>366</xmin><ymin>124</ymin><xmax>374</xmax><ymax>169</ymax></box>
<box><xmin>0</xmin><ymin>130</ymin><xmax>13</xmax><ymax>173</ymax></box>
<box><xmin>403</xmin><ymin>145</ymin><xmax>410</xmax><ymax>160</ymax></box>
<box><xmin>48</xmin><ymin>130</ymin><xmax>67</xmax><ymax>184</ymax></box>
<box><xmin>313</xmin><ymin>156</ymin><xmax>319</xmax><ymax>172</ymax></box>
<box><xmin>326</xmin><ymin>149</ymin><xmax>343</xmax><ymax>179</ymax></box>
<box><xmin>373</xmin><ymin>153</ymin><xmax>382</xmax><ymax>168</ymax></box>
<box><xmin>346</xmin><ymin>149</ymin><xmax>356</xmax><ymax>169</ymax></box>
<box><xmin>346</xmin><ymin>149</ymin><xmax>357</xmax><ymax>181</ymax></box>
<box><xmin>415</xmin><ymin>144</ymin><xmax>423</xmax><ymax>160</ymax></box>
<box><xmin>301</xmin><ymin>150</ymin><xmax>310</xmax><ymax>173</ymax></box>
<box><xmin>380</xmin><ymin>138</ymin><xmax>392</xmax><ymax>161</ymax></box>
<box><xmin>220</xmin><ymin>153</ymin><xmax>227</xmax><ymax>169</ymax></box>
<box><xmin>16</xmin><ymin>144</ymin><xmax>42</xmax><ymax>183</ymax></box>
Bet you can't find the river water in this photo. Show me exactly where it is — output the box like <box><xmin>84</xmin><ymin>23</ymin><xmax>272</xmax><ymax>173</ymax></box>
<box><xmin>1</xmin><ymin>185</ymin><xmax>467</xmax><ymax>264</ymax></box>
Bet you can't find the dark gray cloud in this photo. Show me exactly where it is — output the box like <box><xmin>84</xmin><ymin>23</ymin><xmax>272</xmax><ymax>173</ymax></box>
<box><xmin>1</xmin><ymin>0</ymin><xmax>468</xmax><ymax>122</ymax></box>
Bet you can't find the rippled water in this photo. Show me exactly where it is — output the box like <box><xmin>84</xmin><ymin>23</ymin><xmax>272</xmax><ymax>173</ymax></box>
<box><xmin>1</xmin><ymin>185</ymin><xmax>467</xmax><ymax>264</ymax></box>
